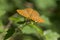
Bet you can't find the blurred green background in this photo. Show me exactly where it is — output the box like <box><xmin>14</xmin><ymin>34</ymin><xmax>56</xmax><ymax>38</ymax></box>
<box><xmin>0</xmin><ymin>0</ymin><xmax>60</xmax><ymax>40</ymax></box>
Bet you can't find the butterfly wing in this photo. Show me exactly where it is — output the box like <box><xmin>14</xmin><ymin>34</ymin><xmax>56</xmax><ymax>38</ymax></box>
<box><xmin>24</xmin><ymin>8</ymin><xmax>33</xmax><ymax>16</ymax></box>
<box><xmin>17</xmin><ymin>10</ymin><xmax>30</xmax><ymax>18</ymax></box>
<box><xmin>30</xmin><ymin>10</ymin><xmax>44</xmax><ymax>23</ymax></box>
<box><xmin>17</xmin><ymin>8</ymin><xmax>44</xmax><ymax>23</ymax></box>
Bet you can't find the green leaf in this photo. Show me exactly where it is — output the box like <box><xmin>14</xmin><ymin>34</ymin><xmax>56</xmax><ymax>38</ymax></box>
<box><xmin>0</xmin><ymin>20</ymin><xmax>4</xmax><ymax>33</ymax></box>
<box><xmin>44</xmin><ymin>30</ymin><xmax>60</xmax><ymax>40</ymax></box>
<box><xmin>9</xmin><ymin>14</ymin><xmax>24</xmax><ymax>23</ymax></box>
<box><xmin>21</xmin><ymin>23</ymin><xmax>43</xmax><ymax>36</ymax></box>
<box><xmin>4</xmin><ymin>24</ymin><xmax>16</xmax><ymax>40</ymax></box>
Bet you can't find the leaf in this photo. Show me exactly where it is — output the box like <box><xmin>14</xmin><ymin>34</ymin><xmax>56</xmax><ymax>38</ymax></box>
<box><xmin>21</xmin><ymin>23</ymin><xmax>43</xmax><ymax>36</ymax></box>
<box><xmin>0</xmin><ymin>20</ymin><xmax>4</xmax><ymax>33</ymax></box>
<box><xmin>44</xmin><ymin>30</ymin><xmax>60</xmax><ymax>40</ymax></box>
<box><xmin>0</xmin><ymin>10</ymin><xmax>6</xmax><ymax>17</ymax></box>
<box><xmin>4</xmin><ymin>24</ymin><xmax>16</xmax><ymax>40</ymax></box>
<box><xmin>9</xmin><ymin>14</ymin><xmax>25</xmax><ymax>24</ymax></box>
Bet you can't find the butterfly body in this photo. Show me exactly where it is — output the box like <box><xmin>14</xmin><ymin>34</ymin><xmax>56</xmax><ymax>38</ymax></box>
<box><xmin>17</xmin><ymin>8</ymin><xmax>44</xmax><ymax>23</ymax></box>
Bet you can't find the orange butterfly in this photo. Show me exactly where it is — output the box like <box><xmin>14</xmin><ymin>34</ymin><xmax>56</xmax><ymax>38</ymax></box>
<box><xmin>17</xmin><ymin>8</ymin><xmax>44</xmax><ymax>23</ymax></box>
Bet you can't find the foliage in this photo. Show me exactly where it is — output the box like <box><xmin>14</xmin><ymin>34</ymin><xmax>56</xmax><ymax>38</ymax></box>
<box><xmin>0</xmin><ymin>0</ymin><xmax>60</xmax><ymax>40</ymax></box>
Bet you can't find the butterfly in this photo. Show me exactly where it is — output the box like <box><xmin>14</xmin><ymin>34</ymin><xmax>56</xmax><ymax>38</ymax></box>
<box><xmin>17</xmin><ymin>8</ymin><xmax>44</xmax><ymax>23</ymax></box>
